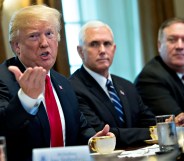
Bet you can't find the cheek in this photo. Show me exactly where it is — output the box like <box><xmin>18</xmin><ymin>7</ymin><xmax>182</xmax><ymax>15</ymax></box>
<box><xmin>160</xmin><ymin>44</ymin><xmax>169</xmax><ymax>54</ymax></box>
<box><xmin>83</xmin><ymin>54</ymin><xmax>90</xmax><ymax>62</ymax></box>
<box><xmin>51</xmin><ymin>42</ymin><xmax>58</xmax><ymax>54</ymax></box>
<box><xmin>21</xmin><ymin>41</ymin><xmax>38</xmax><ymax>52</ymax></box>
<box><xmin>109</xmin><ymin>51</ymin><xmax>115</xmax><ymax>60</ymax></box>
<box><xmin>83</xmin><ymin>49</ymin><xmax>92</xmax><ymax>60</ymax></box>
<box><xmin>166</xmin><ymin>45</ymin><xmax>176</xmax><ymax>56</ymax></box>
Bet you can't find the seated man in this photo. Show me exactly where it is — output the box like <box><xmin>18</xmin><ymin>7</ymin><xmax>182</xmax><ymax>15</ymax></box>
<box><xmin>69</xmin><ymin>20</ymin><xmax>156</xmax><ymax>148</ymax></box>
<box><xmin>0</xmin><ymin>5</ymin><xmax>112</xmax><ymax>161</ymax></box>
<box><xmin>134</xmin><ymin>17</ymin><xmax>184</xmax><ymax>126</ymax></box>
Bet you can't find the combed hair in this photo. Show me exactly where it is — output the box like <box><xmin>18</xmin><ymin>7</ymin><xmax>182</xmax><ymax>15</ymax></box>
<box><xmin>158</xmin><ymin>17</ymin><xmax>184</xmax><ymax>41</ymax></box>
<box><xmin>9</xmin><ymin>4</ymin><xmax>61</xmax><ymax>42</ymax></box>
<box><xmin>78</xmin><ymin>20</ymin><xmax>114</xmax><ymax>45</ymax></box>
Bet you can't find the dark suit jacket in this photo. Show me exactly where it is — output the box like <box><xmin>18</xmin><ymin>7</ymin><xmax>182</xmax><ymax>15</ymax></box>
<box><xmin>0</xmin><ymin>57</ymin><xmax>95</xmax><ymax>161</ymax></box>
<box><xmin>134</xmin><ymin>55</ymin><xmax>184</xmax><ymax>116</ymax></box>
<box><xmin>69</xmin><ymin>66</ymin><xmax>156</xmax><ymax>148</ymax></box>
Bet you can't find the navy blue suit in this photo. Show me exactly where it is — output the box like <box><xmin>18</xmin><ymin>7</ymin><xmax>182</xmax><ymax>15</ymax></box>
<box><xmin>0</xmin><ymin>57</ymin><xmax>95</xmax><ymax>161</ymax></box>
<box><xmin>69</xmin><ymin>66</ymin><xmax>156</xmax><ymax>148</ymax></box>
<box><xmin>135</xmin><ymin>55</ymin><xmax>184</xmax><ymax>115</ymax></box>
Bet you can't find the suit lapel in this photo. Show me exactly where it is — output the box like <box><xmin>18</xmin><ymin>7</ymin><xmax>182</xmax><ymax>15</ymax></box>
<box><xmin>158</xmin><ymin>56</ymin><xmax>184</xmax><ymax>99</ymax></box>
<box><xmin>79</xmin><ymin>67</ymin><xmax>123</xmax><ymax>126</ymax></box>
<box><xmin>49</xmin><ymin>71</ymin><xmax>65</xmax><ymax>110</ymax></box>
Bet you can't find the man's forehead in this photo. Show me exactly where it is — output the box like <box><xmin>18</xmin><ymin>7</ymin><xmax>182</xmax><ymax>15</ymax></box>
<box><xmin>85</xmin><ymin>30</ymin><xmax>113</xmax><ymax>41</ymax></box>
<box><xmin>21</xmin><ymin>23</ymin><xmax>54</xmax><ymax>32</ymax></box>
<box><xmin>86</xmin><ymin>26</ymin><xmax>111</xmax><ymax>34</ymax></box>
<box><xmin>164</xmin><ymin>23</ymin><xmax>184</xmax><ymax>32</ymax></box>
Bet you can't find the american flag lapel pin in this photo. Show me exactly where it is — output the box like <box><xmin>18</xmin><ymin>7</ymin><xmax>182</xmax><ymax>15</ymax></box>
<box><xmin>59</xmin><ymin>85</ymin><xmax>63</xmax><ymax>90</ymax></box>
<box><xmin>120</xmin><ymin>90</ymin><xmax>125</xmax><ymax>95</ymax></box>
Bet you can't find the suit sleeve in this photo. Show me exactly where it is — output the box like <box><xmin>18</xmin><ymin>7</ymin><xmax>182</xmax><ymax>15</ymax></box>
<box><xmin>0</xmin><ymin>79</ymin><xmax>35</xmax><ymax>133</ymax></box>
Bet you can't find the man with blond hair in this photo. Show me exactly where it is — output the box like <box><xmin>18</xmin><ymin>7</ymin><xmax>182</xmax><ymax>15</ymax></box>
<box><xmin>0</xmin><ymin>5</ymin><xmax>112</xmax><ymax>161</ymax></box>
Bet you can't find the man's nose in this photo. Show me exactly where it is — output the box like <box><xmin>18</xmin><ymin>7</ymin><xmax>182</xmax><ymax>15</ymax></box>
<box><xmin>99</xmin><ymin>44</ymin><xmax>106</xmax><ymax>52</ymax></box>
<box><xmin>40</xmin><ymin>35</ymin><xmax>49</xmax><ymax>47</ymax></box>
<box><xmin>176</xmin><ymin>39</ymin><xmax>184</xmax><ymax>49</ymax></box>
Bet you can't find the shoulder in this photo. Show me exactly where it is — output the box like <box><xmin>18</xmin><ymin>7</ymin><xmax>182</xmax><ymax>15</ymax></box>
<box><xmin>140</xmin><ymin>56</ymin><xmax>164</xmax><ymax>74</ymax></box>
<box><xmin>50</xmin><ymin>69</ymin><xmax>70</xmax><ymax>85</ymax></box>
<box><xmin>0</xmin><ymin>57</ymin><xmax>14</xmax><ymax>72</ymax></box>
<box><xmin>111</xmin><ymin>74</ymin><xmax>134</xmax><ymax>86</ymax></box>
<box><xmin>69</xmin><ymin>68</ymin><xmax>81</xmax><ymax>81</ymax></box>
<box><xmin>111</xmin><ymin>75</ymin><xmax>142</xmax><ymax>101</ymax></box>
<box><xmin>50</xmin><ymin>69</ymin><xmax>78</xmax><ymax>97</ymax></box>
<box><xmin>69</xmin><ymin>66</ymin><xmax>88</xmax><ymax>81</ymax></box>
<box><xmin>0</xmin><ymin>57</ymin><xmax>17</xmax><ymax>83</ymax></box>
<box><xmin>69</xmin><ymin>67</ymin><xmax>93</xmax><ymax>87</ymax></box>
<box><xmin>0</xmin><ymin>58</ymin><xmax>21</xmax><ymax>95</ymax></box>
<box><xmin>135</xmin><ymin>56</ymin><xmax>171</xmax><ymax>81</ymax></box>
<box><xmin>111</xmin><ymin>74</ymin><xmax>138</xmax><ymax>93</ymax></box>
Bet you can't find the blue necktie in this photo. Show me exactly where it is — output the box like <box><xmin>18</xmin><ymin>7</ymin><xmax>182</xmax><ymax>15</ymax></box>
<box><xmin>182</xmin><ymin>75</ymin><xmax>184</xmax><ymax>81</ymax></box>
<box><xmin>106</xmin><ymin>79</ymin><xmax>124</xmax><ymax>124</ymax></box>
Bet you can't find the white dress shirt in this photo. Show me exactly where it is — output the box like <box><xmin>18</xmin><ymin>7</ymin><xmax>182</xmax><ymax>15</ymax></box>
<box><xmin>83</xmin><ymin>65</ymin><xmax>113</xmax><ymax>98</ymax></box>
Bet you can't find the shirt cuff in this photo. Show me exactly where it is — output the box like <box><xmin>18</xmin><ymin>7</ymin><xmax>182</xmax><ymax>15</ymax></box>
<box><xmin>18</xmin><ymin>89</ymin><xmax>44</xmax><ymax>115</ymax></box>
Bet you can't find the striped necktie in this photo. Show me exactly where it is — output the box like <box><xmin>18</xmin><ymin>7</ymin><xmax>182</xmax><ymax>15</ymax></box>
<box><xmin>182</xmin><ymin>75</ymin><xmax>184</xmax><ymax>82</ymax></box>
<box><xmin>106</xmin><ymin>79</ymin><xmax>124</xmax><ymax>124</ymax></box>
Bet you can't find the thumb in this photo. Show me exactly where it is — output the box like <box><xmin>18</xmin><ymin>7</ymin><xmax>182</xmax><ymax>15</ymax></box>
<box><xmin>100</xmin><ymin>124</ymin><xmax>110</xmax><ymax>135</ymax></box>
<box><xmin>94</xmin><ymin>124</ymin><xmax>110</xmax><ymax>137</ymax></box>
<box><xmin>8</xmin><ymin>66</ymin><xmax>22</xmax><ymax>81</ymax></box>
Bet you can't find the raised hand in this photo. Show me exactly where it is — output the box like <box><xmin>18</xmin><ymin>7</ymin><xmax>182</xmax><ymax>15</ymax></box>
<box><xmin>8</xmin><ymin>66</ymin><xmax>47</xmax><ymax>99</ymax></box>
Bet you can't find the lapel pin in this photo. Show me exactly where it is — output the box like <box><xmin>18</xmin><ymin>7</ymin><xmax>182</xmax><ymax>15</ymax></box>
<box><xmin>120</xmin><ymin>90</ymin><xmax>125</xmax><ymax>95</ymax></box>
<box><xmin>59</xmin><ymin>85</ymin><xmax>63</xmax><ymax>90</ymax></box>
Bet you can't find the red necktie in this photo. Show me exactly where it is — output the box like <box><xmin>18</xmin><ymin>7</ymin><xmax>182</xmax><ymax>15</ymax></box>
<box><xmin>45</xmin><ymin>75</ymin><xmax>64</xmax><ymax>147</ymax></box>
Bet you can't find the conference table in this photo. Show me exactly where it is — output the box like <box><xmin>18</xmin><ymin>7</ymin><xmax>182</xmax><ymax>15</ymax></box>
<box><xmin>91</xmin><ymin>146</ymin><xmax>184</xmax><ymax>161</ymax></box>
<box><xmin>92</xmin><ymin>152</ymin><xmax>144</xmax><ymax>161</ymax></box>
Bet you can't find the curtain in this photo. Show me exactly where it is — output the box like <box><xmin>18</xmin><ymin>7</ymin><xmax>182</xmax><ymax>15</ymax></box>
<box><xmin>138</xmin><ymin>0</ymin><xmax>175</xmax><ymax>63</ymax></box>
<box><xmin>0</xmin><ymin>0</ymin><xmax>6</xmax><ymax>63</ymax></box>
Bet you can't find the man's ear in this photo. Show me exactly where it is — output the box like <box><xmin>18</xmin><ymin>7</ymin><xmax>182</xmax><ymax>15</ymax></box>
<box><xmin>113</xmin><ymin>44</ymin><xmax>116</xmax><ymax>52</ymax></box>
<box><xmin>10</xmin><ymin>41</ymin><xmax>20</xmax><ymax>56</ymax></box>
<box><xmin>77</xmin><ymin>46</ymin><xmax>84</xmax><ymax>60</ymax></box>
<box><xmin>158</xmin><ymin>41</ymin><xmax>161</xmax><ymax>53</ymax></box>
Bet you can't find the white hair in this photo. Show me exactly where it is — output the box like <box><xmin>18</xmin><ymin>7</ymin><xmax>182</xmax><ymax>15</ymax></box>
<box><xmin>78</xmin><ymin>20</ymin><xmax>114</xmax><ymax>45</ymax></box>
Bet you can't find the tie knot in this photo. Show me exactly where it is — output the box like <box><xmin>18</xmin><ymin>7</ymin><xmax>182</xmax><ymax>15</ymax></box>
<box><xmin>182</xmin><ymin>75</ymin><xmax>184</xmax><ymax>80</ymax></box>
<box><xmin>106</xmin><ymin>79</ymin><xmax>112</xmax><ymax>87</ymax></box>
<box><xmin>46</xmin><ymin>75</ymin><xmax>50</xmax><ymax>83</ymax></box>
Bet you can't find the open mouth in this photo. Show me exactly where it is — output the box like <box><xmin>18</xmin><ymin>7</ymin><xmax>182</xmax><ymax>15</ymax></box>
<box><xmin>40</xmin><ymin>52</ymin><xmax>49</xmax><ymax>57</ymax></box>
<box><xmin>40</xmin><ymin>51</ymin><xmax>51</xmax><ymax>60</ymax></box>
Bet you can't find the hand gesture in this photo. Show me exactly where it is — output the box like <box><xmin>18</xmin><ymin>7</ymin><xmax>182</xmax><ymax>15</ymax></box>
<box><xmin>8</xmin><ymin>66</ymin><xmax>47</xmax><ymax>99</ymax></box>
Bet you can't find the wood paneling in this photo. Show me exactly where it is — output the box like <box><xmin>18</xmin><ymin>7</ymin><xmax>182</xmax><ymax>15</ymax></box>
<box><xmin>138</xmin><ymin>0</ymin><xmax>175</xmax><ymax>63</ymax></box>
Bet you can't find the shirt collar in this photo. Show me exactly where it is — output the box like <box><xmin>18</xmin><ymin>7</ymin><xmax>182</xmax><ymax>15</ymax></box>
<box><xmin>83</xmin><ymin>65</ymin><xmax>112</xmax><ymax>88</ymax></box>
<box><xmin>177</xmin><ymin>73</ymin><xmax>183</xmax><ymax>80</ymax></box>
